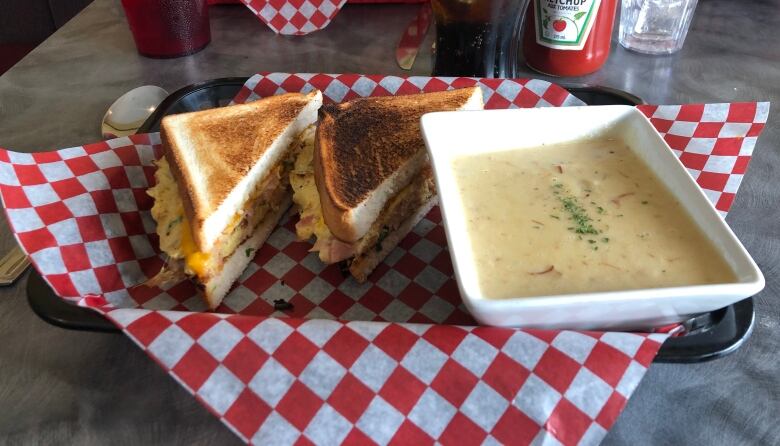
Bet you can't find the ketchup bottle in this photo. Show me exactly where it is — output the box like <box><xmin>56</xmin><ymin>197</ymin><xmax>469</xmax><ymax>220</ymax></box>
<box><xmin>522</xmin><ymin>0</ymin><xmax>618</xmax><ymax>77</ymax></box>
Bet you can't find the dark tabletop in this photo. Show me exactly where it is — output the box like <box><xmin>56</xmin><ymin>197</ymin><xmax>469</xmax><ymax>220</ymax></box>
<box><xmin>0</xmin><ymin>0</ymin><xmax>777</xmax><ymax>444</ymax></box>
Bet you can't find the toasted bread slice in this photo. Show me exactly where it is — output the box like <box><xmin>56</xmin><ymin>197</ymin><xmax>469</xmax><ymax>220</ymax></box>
<box><xmin>349</xmin><ymin>166</ymin><xmax>435</xmax><ymax>260</ymax></box>
<box><xmin>313</xmin><ymin>87</ymin><xmax>483</xmax><ymax>243</ymax></box>
<box><xmin>162</xmin><ymin>90</ymin><xmax>323</xmax><ymax>253</ymax></box>
<box><xmin>203</xmin><ymin>194</ymin><xmax>292</xmax><ymax>309</ymax></box>
<box><xmin>349</xmin><ymin>196</ymin><xmax>438</xmax><ymax>282</ymax></box>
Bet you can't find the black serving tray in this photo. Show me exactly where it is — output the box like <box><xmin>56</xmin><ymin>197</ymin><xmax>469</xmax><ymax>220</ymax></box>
<box><xmin>26</xmin><ymin>77</ymin><xmax>755</xmax><ymax>363</ymax></box>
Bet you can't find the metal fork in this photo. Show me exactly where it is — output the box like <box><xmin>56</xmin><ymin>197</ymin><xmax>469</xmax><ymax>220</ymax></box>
<box><xmin>0</xmin><ymin>246</ymin><xmax>30</xmax><ymax>286</ymax></box>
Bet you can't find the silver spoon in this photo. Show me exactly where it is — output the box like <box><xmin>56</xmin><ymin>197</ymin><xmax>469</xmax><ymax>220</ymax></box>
<box><xmin>0</xmin><ymin>85</ymin><xmax>169</xmax><ymax>286</ymax></box>
<box><xmin>101</xmin><ymin>85</ymin><xmax>168</xmax><ymax>139</ymax></box>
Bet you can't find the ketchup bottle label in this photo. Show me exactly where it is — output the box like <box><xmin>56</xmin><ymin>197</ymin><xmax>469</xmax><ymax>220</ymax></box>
<box><xmin>532</xmin><ymin>0</ymin><xmax>602</xmax><ymax>51</ymax></box>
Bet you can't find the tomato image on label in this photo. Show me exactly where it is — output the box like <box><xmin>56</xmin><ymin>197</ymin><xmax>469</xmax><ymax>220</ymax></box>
<box><xmin>534</xmin><ymin>0</ymin><xmax>602</xmax><ymax>51</ymax></box>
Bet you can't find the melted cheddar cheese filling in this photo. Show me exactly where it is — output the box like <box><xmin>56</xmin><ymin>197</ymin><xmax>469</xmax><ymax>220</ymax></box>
<box><xmin>180</xmin><ymin>218</ymin><xmax>209</xmax><ymax>277</ymax></box>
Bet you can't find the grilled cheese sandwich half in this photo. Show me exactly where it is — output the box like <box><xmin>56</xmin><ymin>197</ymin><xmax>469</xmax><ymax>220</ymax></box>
<box><xmin>292</xmin><ymin>139</ymin><xmax>434</xmax><ymax>266</ymax></box>
<box><xmin>146</xmin><ymin>91</ymin><xmax>323</xmax><ymax>308</ymax></box>
<box><xmin>291</xmin><ymin>87</ymin><xmax>483</xmax><ymax>281</ymax></box>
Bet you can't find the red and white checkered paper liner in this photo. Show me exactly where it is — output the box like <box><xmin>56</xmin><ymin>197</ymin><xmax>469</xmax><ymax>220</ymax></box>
<box><xmin>242</xmin><ymin>0</ymin><xmax>347</xmax><ymax>35</ymax></box>
<box><xmin>0</xmin><ymin>73</ymin><xmax>768</xmax><ymax>445</ymax></box>
<box><xmin>240</xmin><ymin>0</ymin><xmax>427</xmax><ymax>35</ymax></box>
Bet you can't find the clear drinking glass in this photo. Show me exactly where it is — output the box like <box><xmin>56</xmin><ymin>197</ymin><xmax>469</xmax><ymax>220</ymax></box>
<box><xmin>619</xmin><ymin>0</ymin><xmax>699</xmax><ymax>55</ymax></box>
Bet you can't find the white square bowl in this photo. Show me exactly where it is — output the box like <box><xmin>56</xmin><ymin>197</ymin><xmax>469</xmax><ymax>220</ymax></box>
<box><xmin>420</xmin><ymin>105</ymin><xmax>764</xmax><ymax>330</ymax></box>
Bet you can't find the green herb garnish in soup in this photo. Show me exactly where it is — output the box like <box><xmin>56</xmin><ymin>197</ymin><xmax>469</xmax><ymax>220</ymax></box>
<box><xmin>452</xmin><ymin>139</ymin><xmax>735</xmax><ymax>300</ymax></box>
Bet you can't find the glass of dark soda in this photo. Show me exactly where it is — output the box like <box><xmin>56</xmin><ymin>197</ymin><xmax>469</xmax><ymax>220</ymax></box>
<box><xmin>431</xmin><ymin>0</ymin><xmax>530</xmax><ymax>77</ymax></box>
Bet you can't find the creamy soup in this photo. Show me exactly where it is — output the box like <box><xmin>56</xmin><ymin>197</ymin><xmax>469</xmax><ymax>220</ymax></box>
<box><xmin>452</xmin><ymin>139</ymin><xmax>736</xmax><ymax>300</ymax></box>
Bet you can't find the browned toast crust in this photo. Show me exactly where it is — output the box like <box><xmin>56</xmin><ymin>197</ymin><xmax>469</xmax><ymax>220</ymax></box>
<box><xmin>161</xmin><ymin>91</ymin><xmax>317</xmax><ymax>250</ymax></box>
<box><xmin>313</xmin><ymin>87</ymin><xmax>480</xmax><ymax>241</ymax></box>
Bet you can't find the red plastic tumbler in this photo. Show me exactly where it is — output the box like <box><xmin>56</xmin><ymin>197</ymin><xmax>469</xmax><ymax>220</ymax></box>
<box><xmin>121</xmin><ymin>0</ymin><xmax>211</xmax><ymax>58</ymax></box>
